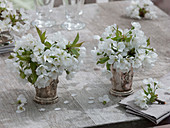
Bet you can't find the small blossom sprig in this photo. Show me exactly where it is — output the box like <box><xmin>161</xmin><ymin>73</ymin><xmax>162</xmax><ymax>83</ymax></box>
<box><xmin>98</xmin><ymin>95</ymin><xmax>110</xmax><ymax>105</ymax></box>
<box><xmin>134</xmin><ymin>78</ymin><xmax>165</xmax><ymax>109</ymax></box>
<box><xmin>91</xmin><ymin>22</ymin><xmax>157</xmax><ymax>78</ymax></box>
<box><xmin>6</xmin><ymin>27</ymin><xmax>86</xmax><ymax>88</ymax></box>
<box><xmin>126</xmin><ymin>0</ymin><xmax>157</xmax><ymax>19</ymax></box>
<box><xmin>16</xmin><ymin>94</ymin><xmax>27</xmax><ymax>113</ymax></box>
<box><xmin>0</xmin><ymin>0</ymin><xmax>30</xmax><ymax>35</ymax></box>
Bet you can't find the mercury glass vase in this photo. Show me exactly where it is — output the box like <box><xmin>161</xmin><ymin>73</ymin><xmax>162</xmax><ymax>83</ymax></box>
<box><xmin>34</xmin><ymin>78</ymin><xmax>59</xmax><ymax>104</ymax></box>
<box><xmin>110</xmin><ymin>65</ymin><xmax>134</xmax><ymax>96</ymax></box>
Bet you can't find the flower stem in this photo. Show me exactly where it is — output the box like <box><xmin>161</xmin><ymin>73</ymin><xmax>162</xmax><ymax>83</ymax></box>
<box><xmin>155</xmin><ymin>99</ymin><xmax>166</xmax><ymax>104</ymax></box>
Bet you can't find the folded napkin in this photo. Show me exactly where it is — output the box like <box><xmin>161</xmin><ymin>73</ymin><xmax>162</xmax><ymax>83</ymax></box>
<box><xmin>0</xmin><ymin>32</ymin><xmax>14</xmax><ymax>54</ymax></box>
<box><xmin>119</xmin><ymin>89</ymin><xmax>170</xmax><ymax>124</ymax></box>
<box><xmin>0</xmin><ymin>44</ymin><xmax>14</xmax><ymax>54</ymax></box>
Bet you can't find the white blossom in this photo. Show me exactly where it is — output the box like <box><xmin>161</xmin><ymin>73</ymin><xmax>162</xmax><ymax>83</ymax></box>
<box><xmin>126</xmin><ymin>0</ymin><xmax>157</xmax><ymax>19</ymax></box>
<box><xmin>134</xmin><ymin>91</ymin><xmax>148</xmax><ymax>109</ymax></box>
<box><xmin>16</xmin><ymin>104</ymin><xmax>25</xmax><ymax>113</ymax></box>
<box><xmin>98</xmin><ymin>95</ymin><xmax>110</xmax><ymax>104</ymax></box>
<box><xmin>91</xmin><ymin>22</ymin><xmax>157</xmax><ymax>77</ymax></box>
<box><xmin>17</xmin><ymin>94</ymin><xmax>27</xmax><ymax>104</ymax></box>
<box><xmin>7</xmin><ymin>31</ymin><xmax>86</xmax><ymax>88</ymax></box>
<box><xmin>0</xmin><ymin>0</ymin><xmax>30</xmax><ymax>37</ymax></box>
<box><xmin>134</xmin><ymin>78</ymin><xmax>162</xmax><ymax>109</ymax></box>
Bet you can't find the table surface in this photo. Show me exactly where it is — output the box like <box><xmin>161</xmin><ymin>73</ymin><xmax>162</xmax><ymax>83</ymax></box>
<box><xmin>0</xmin><ymin>1</ymin><xmax>170</xmax><ymax>128</ymax></box>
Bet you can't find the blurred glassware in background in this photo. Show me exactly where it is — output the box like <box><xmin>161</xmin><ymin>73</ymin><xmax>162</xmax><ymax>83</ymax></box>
<box><xmin>8</xmin><ymin>0</ymin><xmax>35</xmax><ymax>10</ymax></box>
<box><xmin>61</xmin><ymin>0</ymin><xmax>85</xmax><ymax>30</ymax></box>
<box><xmin>32</xmin><ymin>0</ymin><xmax>56</xmax><ymax>28</ymax></box>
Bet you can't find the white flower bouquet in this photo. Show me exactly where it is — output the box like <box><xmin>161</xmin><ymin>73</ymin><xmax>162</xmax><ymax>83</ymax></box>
<box><xmin>0</xmin><ymin>0</ymin><xmax>30</xmax><ymax>35</ymax></box>
<box><xmin>126</xmin><ymin>0</ymin><xmax>157</xmax><ymax>19</ymax></box>
<box><xmin>91</xmin><ymin>22</ymin><xmax>157</xmax><ymax>77</ymax></box>
<box><xmin>134</xmin><ymin>78</ymin><xmax>165</xmax><ymax>109</ymax></box>
<box><xmin>6</xmin><ymin>27</ymin><xmax>86</xmax><ymax>89</ymax></box>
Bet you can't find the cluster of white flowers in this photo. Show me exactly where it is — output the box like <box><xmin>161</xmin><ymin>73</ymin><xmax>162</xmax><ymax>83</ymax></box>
<box><xmin>0</xmin><ymin>0</ymin><xmax>30</xmax><ymax>35</ymax></box>
<box><xmin>126</xmin><ymin>0</ymin><xmax>157</xmax><ymax>19</ymax></box>
<box><xmin>134</xmin><ymin>78</ymin><xmax>161</xmax><ymax>109</ymax></box>
<box><xmin>6</xmin><ymin>28</ymin><xmax>86</xmax><ymax>88</ymax></box>
<box><xmin>16</xmin><ymin>94</ymin><xmax>27</xmax><ymax>113</ymax></box>
<box><xmin>91</xmin><ymin>22</ymin><xmax>157</xmax><ymax>77</ymax></box>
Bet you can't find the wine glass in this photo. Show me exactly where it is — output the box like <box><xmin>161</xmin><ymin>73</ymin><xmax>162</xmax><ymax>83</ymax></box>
<box><xmin>32</xmin><ymin>0</ymin><xmax>56</xmax><ymax>28</ymax></box>
<box><xmin>61</xmin><ymin>0</ymin><xmax>85</xmax><ymax>30</ymax></box>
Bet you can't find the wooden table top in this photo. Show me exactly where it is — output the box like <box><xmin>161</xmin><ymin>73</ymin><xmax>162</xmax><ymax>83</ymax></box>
<box><xmin>0</xmin><ymin>1</ymin><xmax>170</xmax><ymax>128</ymax></box>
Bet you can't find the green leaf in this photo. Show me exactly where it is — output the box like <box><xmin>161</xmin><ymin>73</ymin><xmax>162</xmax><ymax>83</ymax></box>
<box><xmin>44</xmin><ymin>41</ymin><xmax>51</xmax><ymax>49</ymax></box>
<box><xmin>22</xmin><ymin>50</ymin><xmax>32</xmax><ymax>55</ymax></box>
<box><xmin>106</xmin><ymin>62</ymin><xmax>111</xmax><ymax>71</ymax></box>
<box><xmin>142</xmin><ymin>86</ymin><xmax>148</xmax><ymax>95</ymax></box>
<box><xmin>97</xmin><ymin>52</ymin><xmax>103</xmax><ymax>56</ymax></box>
<box><xmin>41</xmin><ymin>31</ymin><xmax>47</xmax><ymax>43</ymax></box>
<box><xmin>126</xmin><ymin>36</ymin><xmax>132</xmax><ymax>42</ymax></box>
<box><xmin>16</xmin><ymin>55</ymin><xmax>31</xmax><ymax>62</ymax></box>
<box><xmin>36</xmin><ymin>27</ymin><xmax>41</xmax><ymax>38</ymax></box>
<box><xmin>66</xmin><ymin>70</ymin><xmax>70</xmax><ymax>75</ymax></box>
<box><xmin>20</xmin><ymin>62</ymin><xmax>24</xmax><ymax>68</ymax></box>
<box><xmin>36</xmin><ymin>27</ymin><xmax>47</xmax><ymax>44</ymax></box>
<box><xmin>28</xmin><ymin>75</ymin><xmax>32</xmax><ymax>83</ymax></box>
<box><xmin>31</xmin><ymin>72</ymin><xmax>38</xmax><ymax>84</ymax></box>
<box><xmin>143</xmin><ymin>89</ymin><xmax>148</xmax><ymax>95</ymax></box>
<box><xmin>71</xmin><ymin>48</ymin><xmax>80</xmax><ymax>57</ymax></box>
<box><xmin>73</xmin><ymin>41</ymin><xmax>84</xmax><ymax>47</ymax></box>
<box><xmin>27</xmin><ymin>65</ymin><xmax>38</xmax><ymax>84</ymax></box>
<box><xmin>97</xmin><ymin>56</ymin><xmax>109</xmax><ymax>64</ymax></box>
<box><xmin>145</xmin><ymin>50</ymin><xmax>148</xmax><ymax>54</ymax></box>
<box><xmin>111</xmin><ymin>37</ymin><xmax>117</xmax><ymax>41</ymax></box>
<box><xmin>30</xmin><ymin>62</ymin><xmax>37</xmax><ymax>71</ymax></box>
<box><xmin>100</xmin><ymin>38</ymin><xmax>104</xmax><ymax>41</ymax></box>
<box><xmin>72</xmin><ymin>33</ymin><xmax>79</xmax><ymax>46</ymax></box>
<box><xmin>19</xmin><ymin>70</ymin><xmax>26</xmax><ymax>79</ymax></box>
<box><xmin>147</xmin><ymin>38</ymin><xmax>150</xmax><ymax>46</ymax></box>
<box><xmin>8</xmin><ymin>54</ymin><xmax>14</xmax><ymax>59</ymax></box>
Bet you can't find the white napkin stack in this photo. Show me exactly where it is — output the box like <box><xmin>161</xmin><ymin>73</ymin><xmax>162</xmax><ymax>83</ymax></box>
<box><xmin>119</xmin><ymin>89</ymin><xmax>170</xmax><ymax>124</ymax></box>
<box><xmin>0</xmin><ymin>32</ymin><xmax>14</xmax><ymax>54</ymax></box>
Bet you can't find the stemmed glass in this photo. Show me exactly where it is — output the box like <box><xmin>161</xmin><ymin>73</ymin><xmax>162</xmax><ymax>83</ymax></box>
<box><xmin>61</xmin><ymin>0</ymin><xmax>85</xmax><ymax>30</ymax></box>
<box><xmin>32</xmin><ymin>0</ymin><xmax>56</xmax><ymax>28</ymax></box>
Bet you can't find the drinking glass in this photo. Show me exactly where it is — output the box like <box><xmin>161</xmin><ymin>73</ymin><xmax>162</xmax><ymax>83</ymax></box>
<box><xmin>32</xmin><ymin>0</ymin><xmax>56</xmax><ymax>28</ymax></box>
<box><xmin>61</xmin><ymin>0</ymin><xmax>85</xmax><ymax>30</ymax></box>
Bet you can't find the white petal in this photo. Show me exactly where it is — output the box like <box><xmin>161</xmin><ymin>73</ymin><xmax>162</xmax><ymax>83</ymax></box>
<box><xmin>64</xmin><ymin>100</ymin><xmax>69</xmax><ymax>104</ymax></box>
<box><xmin>54</xmin><ymin>108</ymin><xmax>61</xmax><ymax>111</ymax></box>
<box><xmin>88</xmin><ymin>100</ymin><xmax>94</xmax><ymax>104</ymax></box>
<box><xmin>88</xmin><ymin>97</ymin><xmax>95</xmax><ymax>100</ymax></box>
<box><xmin>39</xmin><ymin>108</ymin><xmax>46</xmax><ymax>112</ymax></box>
<box><xmin>17</xmin><ymin>94</ymin><xmax>27</xmax><ymax>104</ymax></box>
<box><xmin>16</xmin><ymin>104</ymin><xmax>25</xmax><ymax>113</ymax></box>
<box><xmin>71</xmin><ymin>93</ymin><xmax>77</xmax><ymax>97</ymax></box>
<box><xmin>93</xmin><ymin>35</ymin><xmax>101</xmax><ymax>40</ymax></box>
